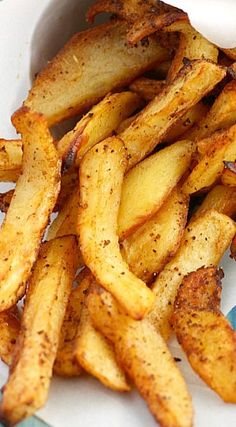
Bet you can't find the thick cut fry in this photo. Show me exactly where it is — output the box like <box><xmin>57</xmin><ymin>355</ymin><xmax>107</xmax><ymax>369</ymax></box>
<box><xmin>147</xmin><ymin>210</ymin><xmax>236</xmax><ymax>339</ymax></box>
<box><xmin>24</xmin><ymin>21</ymin><xmax>168</xmax><ymax>126</ymax></box>
<box><xmin>118</xmin><ymin>140</ymin><xmax>194</xmax><ymax>239</ymax></box>
<box><xmin>121</xmin><ymin>189</ymin><xmax>189</xmax><ymax>282</ymax></box>
<box><xmin>47</xmin><ymin>190</ymin><xmax>80</xmax><ymax>240</ymax></box>
<box><xmin>183</xmin><ymin>124</ymin><xmax>236</xmax><ymax>194</ymax></box>
<box><xmin>120</xmin><ymin>60</ymin><xmax>226</xmax><ymax>169</ymax></box>
<box><xmin>221</xmin><ymin>161</ymin><xmax>236</xmax><ymax>187</ymax></box>
<box><xmin>53</xmin><ymin>273</ymin><xmax>88</xmax><ymax>377</ymax></box>
<box><xmin>129</xmin><ymin>78</ymin><xmax>165</xmax><ymax>101</ymax></box>
<box><xmin>172</xmin><ymin>267</ymin><xmax>236</xmax><ymax>403</ymax></box>
<box><xmin>0</xmin><ymin>109</ymin><xmax>61</xmax><ymax>311</ymax></box>
<box><xmin>57</xmin><ymin>91</ymin><xmax>142</xmax><ymax>171</ymax></box>
<box><xmin>192</xmin><ymin>185</ymin><xmax>236</xmax><ymax>220</ymax></box>
<box><xmin>0</xmin><ymin>236</ymin><xmax>78</xmax><ymax>425</ymax></box>
<box><xmin>79</xmin><ymin>137</ymin><xmax>154</xmax><ymax>319</ymax></box>
<box><xmin>0</xmin><ymin>309</ymin><xmax>20</xmax><ymax>366</ymax></box>
<box><xmin>186</xmin><ymin>80</ymin><xmax>236</xmax><ymax>141</ymax></box>
<box><xmin>87</xmin><ymin>0</ymin><xmax>173</xmax><ymax>23</ymax></box>
<box><xmin>88</xmin><ymin>286</ymin><xmax>193</xmax><ymax>427</ymax></box>
<box><xmin>76</xmin><ymin>300</ymin><xmax>129</xmax><ymax>391</ymax></box>
<box><xmin>0</xmin><ymin>139</ymin><xmax>22</xmax><ymax>182</ymax></box>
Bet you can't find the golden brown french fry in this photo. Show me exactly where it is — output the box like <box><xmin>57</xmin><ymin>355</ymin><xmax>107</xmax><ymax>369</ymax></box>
<box><xmin>221</xmin><ymin>161</ymin><xmax>236</xmax><ymax>187</ymax></box>
<box><xmin>116</xmin><ymin>113</ymin><xmax>139</xmax><ymax>134</ymax></box>
<box><xmin>76</xmin><ymin>290</ymin><xmax>130</xmax><ymax>391</ymax></box>
<box><xmin>231</xmin><ymin>234</ymin><xmax>236</xmax><ymax>260</ymax></box>
<box><xmin>129</xmin><ymin>77</ymin><xmax>165</xmax><ymax>101</ymax></box>
<box><xmin>24</xmin><ymin>21</ymin><xmax>168</xmax><ymax>126</ymax></box>
<box><xmin>221</xmin><ymin>48</ymin><xmax>236</xmax><ymax>60</ymax></box>
<box><xmin>0</xmin><ymin>190</ymin><xmax>14</xmax><ymax>213</ymax></box>
<box><xmin>186</xmin><ymin>80</ymin><xmax>236</xmax><ymax>141</ymax></box>
<box><xmin>0</xmin><ymin>236</ymin><xmax>78</xmax><ymax>425</ymax></box>
<box><xmin>0</xmin><ymin>109</ymin><xmax>61</xmax><ymax>311</ymax></box>
<box><xmin>0</xmin><ymin>139</ymin><xmax>22</xmax><ymax>182</ymax></box>
<box><xmin>120</xmin><ymin>60</ymin><xmax>226</xmax><ymax>169</ymax></box>
<box><xmin>53</xmin><ymin>272</ymin><xmax>88</xmax><ymax>377</ymax></box>
<box><xmin>147</xmin><ymin>210</ymin><xmax>236</xmax><ymax>339</ymax></box>
<box><xmin>192</xmin><ymin>185</ymin><xmax>236</xmax><ymax>220</ymax></box>
<box><xmin>87</xmin><ymin>0</ymin><xmax>173</xmax><ymax>23</ymax></box>
<box><xmin>79</xmin><ymin>137</ymin><xmax>154</xmax><ymax>319</ymax></box>
<box><xmin>172</xmin><ymin>267</ymin><xmax>236</xmax><ymax>403</ymax></box>
<box><xmin>47</xmin><ymin>190</ymin><xmax>80</xmax><ymax>240</ymax></box>
<box><xmin>88</xmin><ymin>285</ymin><xmax>193</xmax><ymax>427</ymax></box>
<box><xmin>121</xmin><ymin>189</ymin><xmax>189</xmax><ymax>282</ymax></box>
<box><xmin>183</xmin><ymin>124</ymin><xmax>236</xmax><ymax>194</ymax></box>
<box><xmin>57</xmin><ymin>91</ymin><xmax>142</xmax><ymax>171</ymax></box>
<box><xmin>118</xmin><ymin>140</ymin><xmax>194</xmax><ymax>239</ymax></box>
<box><xmin>0</xmin><ymin>309</ymin><xmax>20</xmax><ymax>366</ymax></box>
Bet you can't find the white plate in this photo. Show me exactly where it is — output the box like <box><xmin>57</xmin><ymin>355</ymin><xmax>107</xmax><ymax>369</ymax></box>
<box><xmin>0</xmin><ymin>1</ymin><xmax>235</xmax><ymax>426</ymax></box>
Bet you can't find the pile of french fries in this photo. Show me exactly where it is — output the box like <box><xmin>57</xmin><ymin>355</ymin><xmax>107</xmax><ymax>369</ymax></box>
<box><xmin>0</xmin><ymin>1</ymin><xmax>236</xmax><ymax>425</ymax></box>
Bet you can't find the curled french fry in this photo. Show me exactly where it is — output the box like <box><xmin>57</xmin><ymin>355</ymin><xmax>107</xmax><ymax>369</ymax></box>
<box><xmin>78</xmin><ymin>137</ymin><xmax>154</xmax><ymax>320</ymax></box>
<box><xmin>0</xmin><ymin>236</ymin><xmax>78</xmax><ymax>425</ymax></box>
<box><xmin>0</xmin><ymin>109</ymin><xmax>61</xmax><ymax>311</ymax></box>
<box><xmin>147</xmin><ymin>210</ymin><xmax>236</xmax><ymax>339</ymax></box>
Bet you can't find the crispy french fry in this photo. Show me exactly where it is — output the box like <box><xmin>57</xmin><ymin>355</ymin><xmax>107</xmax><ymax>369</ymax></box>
<box><xmin>183</xmin><ymin>124</ymin><xmax>236</xmax><ymax>194</ymax></box>
<box><xmin>47</xmin><ymin>190</ymin><xmax>80</xmax><ymax>240</ymax></box>
<box><xmin>0</xmin><ymin>236</ymin><xmax>78</xmax><ymax>425</ymax></box>
<box><xmin>0</xmin><ymin>309</ymin><xmax>20</xmax><ymax>366</ymax></box>
<box><xmin>0</xmin><ymin>139</ymin><xmax>22</xmax><ymax>182</ymax></box>
<box><xmin>87</xmin><ymin>0</ymin><xmax>173</xmax><ymax>23</ymax></box>
<box><xmin>129</xmin><ymin>78</ymin><xmax>165</xmax><ymax>101</ymax></box>
<box><xmin>221</xmin><ymin>161</ymin><xmax>236</xmax><ymax>187</ymax></box>
<box><xmin>75</xmin><ymin>287</ymin><xmax>129</xmax><ymax>391</ymax></box>
<box><xmin>186</xmin><ymin>80</ymin><xmax>236</xmax><ymax>141</ymax></box>
<box><xmin>57</xmin><ymin>91</ymin><xmax>142</xmax><ymax>171</ymax></box>
<box><xmin>172</xmin><ymin>267</ymin><xmax>236</xmax><ymax>403</ymax></box>
<box><xmin>231</xmin><ymin>234</ymin><xmax>236</xmax><ymax>260</ymax></box>
<box><xmin>0</xmin><ymin>109</ymin><xmax>61</xmax><ymax>311</ymax></box>
<box><xmin>53</xmin><ymin>272</ymin><xmax>88</xmax><ymax>377</ymax></box>
<box><xmin>118</xmin><ymin>140</ymin><xmax>194</xmax><ymax>239</ymax></box>
<box><xmin>88</xmin><ymin>285</ymin><xmax>193</xmax><ymax>427</ymax></box>
<box><xmin>221</xmin><ymin>48</ymin><xmax>236</xmax><ymax>60</ymax></box>
<box><xmin>147</xmin><ymin>210</ymin><xmax>236</xmax><ymax>339</ymax></box>
<box><xmin>24</xmin><ymin>21</ymin><xmax>168</xmax><ymax>126</ymax></box>
<box><xmin>120</xmin><ymin>60</ymin><xmax>226</xmax><ymax>169</ymax></box>
<box><xmin>192</xmin><ymin>185</ymin><xmax>236</xmax><ymax>220</ymax></box>
<box><xmin>78</xmin><ymin>137</ymin><xmax>154</xmax><ymax>320</ymax></box>
<box><xmin>117</xmin><ymin>113</ymin><xmax>139</xmax><ymax>134</ymax></box>
<box><xmin>121</xmin><ymin>189</ymin><xmax>189</xmax><ymax>282</ymax></box>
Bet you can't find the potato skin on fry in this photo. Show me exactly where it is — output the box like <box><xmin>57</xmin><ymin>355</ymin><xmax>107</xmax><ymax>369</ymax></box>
<box><xmin>172</xmin><ymin>267</ymin><xmax>236</xmax><ymax>403</ymax></box>
<box><xmin>148</xmin><ymin>210</ymin><xmax>236</xmax><ymax>339</ymax></box>
<box><xmin>0</xmin><ymin>236</ymin><xmax>78</xmax><ymax>425</ymax></box>
<box><xmin>78</xmin><ymin>137</ymin><xmax>154</xmax><ymax>320</ymax></box>
<box><xmin>88</xmin><ymin>285</ymin><xmax>193</xmax><ymax>427</ymax></box>
<box><xmin>24</xmin><ymin>21</ymin><xmax>168</xmax><ymax>126</ymax></box>
<box><xmin>0</xmin><ymin>109</ymin><xmax>61</xmax><ymax>311</ymax></box>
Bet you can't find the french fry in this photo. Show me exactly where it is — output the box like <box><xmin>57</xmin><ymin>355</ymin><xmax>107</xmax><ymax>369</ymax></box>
<box><xmin>118</xmin><ymin>140</ymin><xmax>194</xmax><ymax>239</ymax></box>
<box><xmin>129</xmin><ymin>78</ymin><xmax>165</xmax><ymax>101</ymax></box>
<box><xmin>53</xmin><ymin>272</ymin><xmax>88</xmax><ymax>377</ymax></box>
<box><xmin>24</xmin><ymin>21</ymin><xmax>168</xmax><ymax>126</ymax></box>
<box><xmin>172</xmin><ymin>267</ymin><xmax>236</xmax><ymax>403</ymax></box>
<box><xmin>186</xmin><ymin>80</ymin><xmax>236</xmax><ymax>141</ymax></box>
<box><xmin>47</xmin><ymin>190</ymin><xmax>80</xmax><ymax>240</ymax></box>
<box><xmin>87</xmin><ymin>0</ymin><xmax>173</xmax><ymax>24</ymax></box>
<box><xmin>88</xmin><ymin>285</ymin><xmax>193</xmax><ymax>427</ymax></box>
<box><xmin>0</xmin><ymin>109</ymin><xmax>61</xmax><ymax>311</ymax></box>
<box><xmin>221</xmin><ymin>161</ymin><xmax>236</xmax><ymax>187</ymax></box>
<box><xmin>0</xmin><ymin>309</ymin><xmax>20</xmax><ymax>366</ymax></box>
<box><xmin>75</xmin><ymin>288</ymin><xmax>130</xmax><ymax>391</ymax></box>
<box><xmin>120</xmin><ymin>60</ymin><xmax>226</xmax><ymax>169</ymax></box>
<box><xmin>117</xmin><ymin>113</ymin><xmax>139</xmax><ymax>134</ymax></box>
<box><xmin>57</xmin><ymin>91</ymin><xmax>142</xmax><ymax>171</ymax></box>
<box><xmin>192</xmin><ymin>185</ymin><xmax>236</xmax><ymax>220</ymax></box>
<box><xmin>0</xmin><ymin>139</ymin><xmax>22</xmax><ymax>182</ymax></box>
<box><xmin>79</xmin><ymin>137</ymin><xmax>154</xmax><ymax>319</ymax></box>
<box><xmin>221</xmin><ymin>48</ymin><xmax>236</xmax><ymax>60</ymax></box>
<box><xmin>0</xmin><ymin>190</ymin><xmax>14</xmax><ymax>213</ymax></box>
<box><xmin>0</xmin><ymin>236</ymin><xmax>78</xmax><ymax>425</ymax></box>
<box><xmin>183</xmin><ymin>124</ymin><xmax>236</xmax><ymax>194</ymax></box>
<box><xmin>147</xmin><ymin>210</ymin><xmax>236</xmax><ymax>339</ymax></box>
<box><xmin>121</xmin><ymin>189</ymin><xmax>189</xmax><ymax>282</ymax></box>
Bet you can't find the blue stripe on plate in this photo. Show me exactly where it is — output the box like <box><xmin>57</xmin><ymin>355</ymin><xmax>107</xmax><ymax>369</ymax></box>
<box><xmin>0</xmin><ymin>415</ymin><xmax>51</xmax><ymax>427</ymax></box>
<box><xmin>227</xmin><ymin>305</ymin><xmax>236</xmax><ymax>330</ymax></box>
